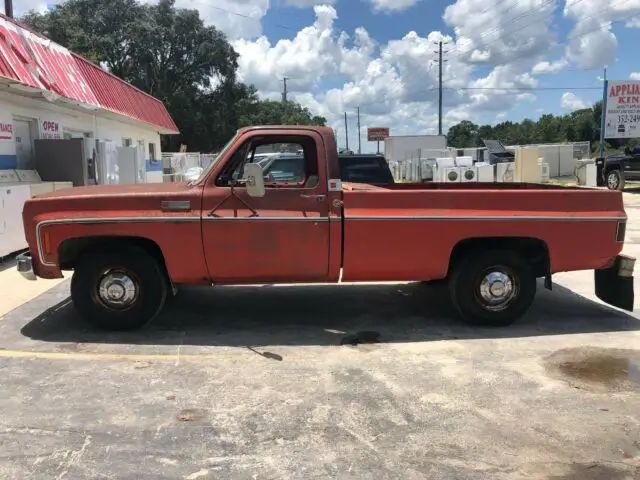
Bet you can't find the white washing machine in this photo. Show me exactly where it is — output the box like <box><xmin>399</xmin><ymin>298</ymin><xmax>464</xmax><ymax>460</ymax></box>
<box><xmin>435</xmin><ymin>157</ymin><xmax>456</xmax><ymax>183</ymax></box>
<box><xmin>53</xmin><ymin>181</ymin><xmax>74</xmax><ymax>191</ymax></box>
<box><xmin>460</xmin><ymin>166</ymin><xmax>478</xmax><ymax>182</ymax></box>
<box><xmin>456</xmin><ymin>156</ymin><xmax>474</xmax><ymax>167</ymax></box>
<box><xmin>14</xmin><ymin>169</ymin><xmax>55</xmax><ymax>197</ymax></box>
<box><xmin>496</xmin><ymin>162</ymin><xmax>515</xmax><ymax>182</ymax></box>
<box><xmin>442</xmin><ymin>167</ymin><xmax>461</xmax><ymax>183</ymax></box>
<box><xmin>476</xmin><ymin>164</ymin><xmax>495</xmax><ymax>182</ymax></box>
<box><xmin>0</xmin><ymin>170</ymin><xmax>31</xmax><ymax>256</ymax></box>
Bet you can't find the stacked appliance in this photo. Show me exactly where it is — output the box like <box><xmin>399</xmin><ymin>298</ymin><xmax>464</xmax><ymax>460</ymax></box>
<box><xmin>496</xmin><ymin>162</ymin><xmax>515</xmax><ymax>182</ymax></box>
<box><xmin>475</xmin><ymin>162</ymin><xmax>496</xmax><ymax>182</ymax></box>
<box><xmin>514</xmin><ymin>147</ymin><xmax>542</xmax><ymax>183</ymax></box>
<box><xmin>435</xmin><ymin>157</ymin><xmax>460</xmax><ymax>183</ymax></box>
<box><xmin>0</xmin><ymin>170</ymin><xmax>31</xmax><ymax>257</ymax></box>
<box><xmin>456</xmin><ymin>156</ymin><xmax>477</xmax><ymax>182</ymax></box>
<box><xmin>539</xmin><ymin>158</ymin><xmax>550</xmax><ymax>182</ymax></box>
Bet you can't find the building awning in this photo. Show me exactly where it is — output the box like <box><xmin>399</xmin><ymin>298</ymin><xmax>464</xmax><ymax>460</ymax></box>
<box><xmin>0</xmin><ymin>14</ymin><xmax>179</xmax><ymax>134</ymax></box>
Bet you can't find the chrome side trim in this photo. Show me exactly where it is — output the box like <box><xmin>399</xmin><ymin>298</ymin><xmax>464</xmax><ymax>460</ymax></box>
<box><xmin>345</xmin><ymin>215</ymin><xmax>627</xmax><ymax>221</ymax></box>
<box><xmin>35</xmin><ymin>216</ymin><xmax>199</xmax><ymax>266</ymax></box>
<box><xmin>34</xmin><ymin>215</ymin><xmax>330</xmax><ymax>266</ymax></box>
<box><xmin>202</xmin><ymin>217</ymin><xmax>329</xmax><ymax>222</ymax></box>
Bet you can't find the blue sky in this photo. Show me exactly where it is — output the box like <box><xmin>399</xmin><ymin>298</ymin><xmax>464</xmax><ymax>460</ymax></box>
<box><xmin>9</xmin><ymin>0</ymin><xmax>640</xmax><ymax>150</ymax></box>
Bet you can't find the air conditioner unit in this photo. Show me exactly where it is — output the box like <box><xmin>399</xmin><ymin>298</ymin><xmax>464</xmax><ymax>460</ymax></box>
<box><xmin>442</xmin><ymin>167</ymin><xmax>461</xmax><ymax>183</ymax></box>
<box><xmin>496</xmin><ymin>162</ymin><xmax>515</xmax><ymax>182</ymax></box>
<box><xmin>460</xmin><ymin>166</ymin><xmax>478</xmax><ymax>182</ymax></box>
<box><xmin>540</xmin><ymin>162</ymin><xmax>550</xmax><ymax>182</ymax></box>
<box><xmin>477</xmin><ymin>164</ymin><xmax>495</xmax><ymax>182</ymax></box>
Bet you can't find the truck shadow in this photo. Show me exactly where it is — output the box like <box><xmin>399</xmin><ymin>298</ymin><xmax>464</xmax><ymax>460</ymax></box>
<box><xmin>19</xmin><ymin>280</ymin><xmax>640</xmax><ymax>347</ymax></box>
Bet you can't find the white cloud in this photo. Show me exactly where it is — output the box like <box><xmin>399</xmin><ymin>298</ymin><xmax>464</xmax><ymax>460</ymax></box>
<box><xmin>561</xmin><ymin>92</ymin><xmax>588</xmax><ymax>110</ymax></box>
<box><xmin>284</xmin><ymin>0</ymin><xmax>336</xmax><ymax>6</ymax></box>
<box><xmin>563</xmin><ymin>1</ymin><xmax>640</xmax><ymax>68</ymax></box>
<box><xmin>631</xmin><ymin>72</ymin><xmax>640</xmax><ymax>80</ymax></box>
<box><xmin>369</xmin><ymin>0</ymin><xmax>422</xmax><ymax>12</ymax></box>
<box><xmin>532</xmin><ymin>59</ymin><xmax>569</xmax><ymax>74</ymax></box>
<box><xmin>9</xmin><ymin>0</ymin><xmax>270</xmax><ymax>40</ymax></box>
<box><xmin>443</xmin><ymin>0</ymin><xmax>557</xmax><ymax>66</ymax></box>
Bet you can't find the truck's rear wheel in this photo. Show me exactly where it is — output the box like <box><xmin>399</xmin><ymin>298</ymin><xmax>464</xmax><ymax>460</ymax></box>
<box><xmin>449</xmin><ymin>250</ymin><xmax>536</xmax><ymax>327</ymax></box>
<box><xmin>606</xmin><ymin>169</ymin><xmax>625</xmax><ymax>191</ymax></box>
<box><xmin>71</xmin><ymin>246</ymin><xmax>168</xmax><ymax>330</ymax></box>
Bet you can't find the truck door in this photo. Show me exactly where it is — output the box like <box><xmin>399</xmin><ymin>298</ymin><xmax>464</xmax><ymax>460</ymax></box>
<box><xmin>201</xmin><ymin>131</ymin><xmax>331</xmax><ymax>283</ymax></box>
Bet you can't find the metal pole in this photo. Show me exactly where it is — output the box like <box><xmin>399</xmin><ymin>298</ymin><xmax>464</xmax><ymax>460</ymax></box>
<box><xmin>599</xmin><ymin>67</ymin><xmax>608</xmax><ymax>159</ymax></box>
<box><xmin>282</xmin><ymin>77</ymin><xmax>288</xmax><ymax>102</ymax></box>
<box><xmin>357</xmin><ymin>106</ymin><xmax>361</xmax><ymax>154</ymax></box>
<box><xmin>344</xmin><ymin>112</ymin><xmax>349</xmax><ymax>151</ymax></box>
<box><xmin>377</xmin><ymin>140</ymin><xmax>380</xmax><ymax>154</ymax></box>
<box><xmin>438</xmin><ymin>41</ymin><xmax>443</xmax><ymax>136</ymax></box>
<box><xmin>4</xmin><ymin>0</ymin><xmax>13</xmax><ymax>17</ymax></box>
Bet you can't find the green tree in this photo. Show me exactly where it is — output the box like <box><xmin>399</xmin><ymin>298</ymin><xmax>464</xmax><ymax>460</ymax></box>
<box><xmin>21</xmin><ymin>0</ymin><xmax>324</xmax><ymax>152</ymax></box>
<box><xmin>239</xmin><ymin>101</ymin><xmax>327</xmax><ymax>127</ymax></box>
<box><xmin>446</xmin><ymin>120</ymin><xmax>479</xmax><ymax>148</ymax></box>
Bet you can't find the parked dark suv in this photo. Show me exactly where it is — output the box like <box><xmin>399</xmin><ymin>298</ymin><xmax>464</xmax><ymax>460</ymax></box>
<box><xmin>603</xmin><ymin>144</ymin><xmax>640</xmax><ymax>191</ymax></box>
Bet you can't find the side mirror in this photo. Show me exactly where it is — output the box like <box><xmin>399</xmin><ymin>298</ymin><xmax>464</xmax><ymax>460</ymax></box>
<box><xmin>244</xmin><ymin>163</ymin><xmax>265</xmax><ymax>197</ymax></box>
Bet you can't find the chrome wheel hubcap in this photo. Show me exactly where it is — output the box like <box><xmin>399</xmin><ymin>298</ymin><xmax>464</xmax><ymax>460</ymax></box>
<box><xmin>608</xmin><ymin>173</ymin><xmax>619</xmax><ymax>189</ymax></box>
<box><xmin>479</xmin><ymin>270</ymin><xmax>516</xmax><ymax>311</ymax></box>
<box><xmin>98</xmin><ymin>271</ymin><xmax>138</xmax><ymax>309</ymax></box>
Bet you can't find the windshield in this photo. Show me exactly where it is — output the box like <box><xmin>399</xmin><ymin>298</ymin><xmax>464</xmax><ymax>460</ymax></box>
<box><xmin>191</xmin><ymin>132</ymin><xmax>239</xmax><ymax>185</ymax></box>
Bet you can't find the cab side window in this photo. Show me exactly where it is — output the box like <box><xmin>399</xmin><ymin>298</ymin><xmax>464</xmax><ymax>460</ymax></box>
<box><xmin>216</xmin><ymin>136</ymin><xmax>319</xmax><ymax>188</ymax></box>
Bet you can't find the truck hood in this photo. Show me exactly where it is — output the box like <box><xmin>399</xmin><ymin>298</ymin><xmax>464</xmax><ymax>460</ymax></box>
<box><xmin>34</xmin><ymin>182</ymin><xmax>193</xmax><ymax>200</ymax></box>
<box><xmin>24</xmin><ymin>182</ymin><xmax>204</xmax><ymax>220</ymax></box>
<box><xmin>606</xmin><ymin>153</ymin><xmax>629</xmax><ymax>163</ymax></box>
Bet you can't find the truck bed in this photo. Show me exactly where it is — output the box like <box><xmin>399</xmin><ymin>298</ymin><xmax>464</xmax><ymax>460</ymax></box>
<box><xmin>340</xmin><ymin>182</ymin><xmax>625</xmax><ymax>282</ymax></box>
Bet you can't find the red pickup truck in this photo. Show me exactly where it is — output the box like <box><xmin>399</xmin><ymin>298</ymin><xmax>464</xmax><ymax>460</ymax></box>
<box><xmin>18</xmin><ymin>126</ymin><xmax>635</xmax><ymax>330</ymax></box>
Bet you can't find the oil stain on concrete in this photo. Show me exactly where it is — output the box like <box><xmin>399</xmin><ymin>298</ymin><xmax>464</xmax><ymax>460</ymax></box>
<box><xmin>545</xmin><ymin>347</ymin><xmax>640</xmax><ymax>392</ymax></box>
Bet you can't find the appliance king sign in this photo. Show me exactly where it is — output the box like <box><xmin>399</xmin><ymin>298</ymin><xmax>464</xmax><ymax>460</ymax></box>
<box><xmin>604</xmin><ymin>80</ymin><xmax>640</xmax><ymax>139</ymax></box>
<box><xmin>40</xmin><ymin>118</ymin><xmax>64</xmax><ymax>140</ymax></box>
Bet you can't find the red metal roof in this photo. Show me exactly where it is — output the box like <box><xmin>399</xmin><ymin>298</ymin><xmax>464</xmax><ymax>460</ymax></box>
<box><xmin>74</xmin><ymin>55</ymin><xmax>178</xmax><ymax>133</ymax></box>
<box><xmin>0</xmin><ymin>14</ymin><xmax>178</xmax><ymax>134</ymax></box>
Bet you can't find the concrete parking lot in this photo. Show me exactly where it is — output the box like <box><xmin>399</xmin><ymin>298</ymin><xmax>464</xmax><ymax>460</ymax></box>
<box><xmin>1</xmin><ymin>194</ymin><xmax>639</xmax><ymax>479</ymax></box>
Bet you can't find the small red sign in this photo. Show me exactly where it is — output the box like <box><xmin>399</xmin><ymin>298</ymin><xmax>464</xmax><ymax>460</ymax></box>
<box><xmin>0</xmin><ymin>122</ymin><xmax>13</xmax><ymax>141</ymax></box>
<box><xmin>367</xmin><ymin>127</ymin><xmax>389</xmax><ymax>142</ymax></box>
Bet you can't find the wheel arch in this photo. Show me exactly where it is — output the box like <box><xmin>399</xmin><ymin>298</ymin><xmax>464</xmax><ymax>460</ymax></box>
<box><xmin>58</xmin><ymin>235</ymin><xmax>171</xmax><ymax>283</ymax></box>
<box><xmin>448</xmin><ymin>236</ymin><xmax>550</xmax><ymax>279</ymax></box>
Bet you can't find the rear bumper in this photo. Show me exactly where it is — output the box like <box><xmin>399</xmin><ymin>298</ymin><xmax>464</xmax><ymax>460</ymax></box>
<box><xmin>16</xmin><ymin>252</ymin><xmax>37</xmax><ymax>281</ymax></box>
<box><xmin>595</xmin><ymin>254</ymin><xmax>635</xmax><ymax>311</ymax></box>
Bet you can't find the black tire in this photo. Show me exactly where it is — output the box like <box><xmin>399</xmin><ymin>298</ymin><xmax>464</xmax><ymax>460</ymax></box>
<box><xmin>449</xmin><ymin>249</ymin><xmax>536</xmax><ymax>327</ymax></box>
<box><xmin>606</xmin><ymin>169</ymin><xmax>625</xmax><ymax>191</ymax></box>
<box><xmin>71</xmin><ymin>246</ymin><xmax>168</xmax><ymax>330</ymax></box>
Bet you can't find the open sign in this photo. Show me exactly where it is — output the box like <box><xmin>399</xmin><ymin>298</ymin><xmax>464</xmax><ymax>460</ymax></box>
<box><xmin>40</xmin><ymin>118</ymin><xmax>64</xmax><ymax>139</ymax></box>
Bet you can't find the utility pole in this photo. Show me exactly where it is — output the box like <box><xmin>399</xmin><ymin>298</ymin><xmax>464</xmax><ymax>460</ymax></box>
<box><xmin>4</xmin><ymin>0</ymin><xmax>13</xmax><ymax>17</ymax></box>
<box><xmin>434</xmin><ymin>40</ymin><xmax>448</xmax><ymax>136</ymax></box>
<box><xmin>344</xmin><ymin>112</ymin><xmax>349</xmax><ymax>151</ymax></box>
<box><xmin>357</xmin><ymin>106</ymin><xmax>361</xmax><ymax>154</ymax></box>
<box><xmin>281</xmin><ymin>77</ymin><xmax>288</xmax><ymax>103</ymax></box>
<box><xmin>599</xmin><ymin>67</ymin><xmax>608</xmax><ymax>160</ymax></box>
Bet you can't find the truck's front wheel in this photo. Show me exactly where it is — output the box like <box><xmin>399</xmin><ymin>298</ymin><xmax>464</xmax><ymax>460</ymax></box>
<box><xmin>71</xmin><ymin>246</ymin><xmax>168</xmax><ymax>330</ymax></box>
<box><xmin>449</xmin><ymin>250</ymin><xmax>536</xmax><ymax>327</ymax></box>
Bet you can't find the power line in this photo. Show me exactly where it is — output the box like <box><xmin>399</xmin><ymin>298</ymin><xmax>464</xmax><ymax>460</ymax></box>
<box><xmin>447</xmin><ymin>0</ymin><xmax>589</xmax><ymax>59</ymax></box>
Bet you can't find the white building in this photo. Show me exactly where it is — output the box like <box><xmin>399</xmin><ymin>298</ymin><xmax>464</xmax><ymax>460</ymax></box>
<box><xmin>0</xmin><ymin>13</ymin><xmax>178</xmax><ymax>179</ymax></box>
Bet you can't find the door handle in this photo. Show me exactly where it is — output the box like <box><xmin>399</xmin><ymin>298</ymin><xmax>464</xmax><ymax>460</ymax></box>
<box><xmin>300</xmin><ymin>194</ymin><xmax>326</xmax><ymax>201</ymax></box>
